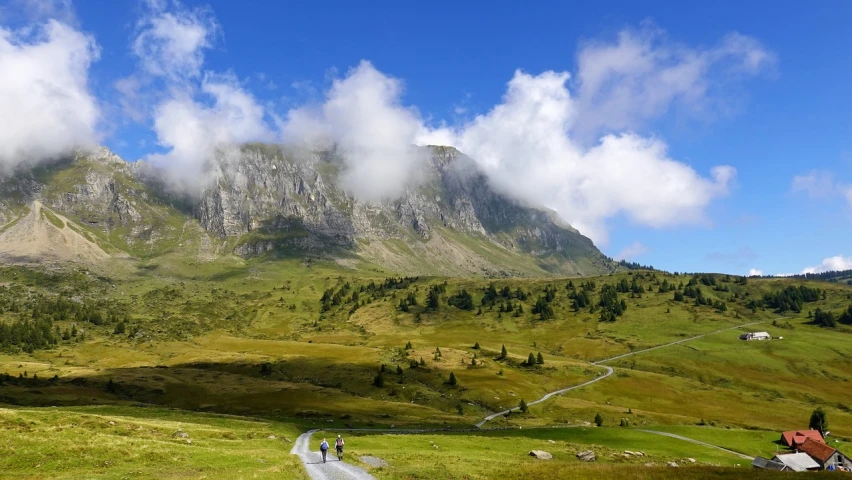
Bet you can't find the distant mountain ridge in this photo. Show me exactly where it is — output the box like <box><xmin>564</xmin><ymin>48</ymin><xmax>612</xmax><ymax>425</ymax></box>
<box><xmin>0</xmin><ymin>144</ymin><xmax>615</xmax><ymax>277</ymax></box>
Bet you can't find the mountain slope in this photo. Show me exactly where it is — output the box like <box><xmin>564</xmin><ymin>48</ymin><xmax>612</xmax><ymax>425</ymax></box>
<box><xmin>0</xmin><ymin>144</ymin><xmax>614</xmax><ymax>277</ymax></box>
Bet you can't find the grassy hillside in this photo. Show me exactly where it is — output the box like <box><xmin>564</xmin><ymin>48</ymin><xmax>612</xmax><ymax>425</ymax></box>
<box><xmin>0</xmin><ymin>261</ymin><xmax>851</xmax><ymax>478</ymax></box>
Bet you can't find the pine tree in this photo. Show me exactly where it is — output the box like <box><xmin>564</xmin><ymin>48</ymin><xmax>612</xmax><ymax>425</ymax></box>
<box><xmin>527</xmin><ymin>352</ymin><xmax>536</xmax><ymax>366</ymax></box>
<box><xmin>536</xmin><ymin>352</ymin><xmax>544</xmax><ymax>365</ymax></box>
<box><xmin>106</xmin><ymin>378</ymin><xmax>117</xmax><ymax>394</ymax></box>
<box><xmin>594</xmin><ymin>413</ymin><xmax>603</xmax><ymax>427</ymax></box>
<box><xmin>473</xmin><ymin>342</ymin><xmax>480</xmax><ymax>349</ymax></box>
<box><xmin>500</xmin><ymin>344</ymin><xmax>507</xmax><ymax>359</ymax></box>
<box><xmin>809</xmin><ymin>407</ymin><xmax>828</xmax><ymax>435</ymax></box>
<box><xmin>71</xmin><ymin>324</ymin><xmax>77</xmax><ymax>337</ymax></box>
<box><xmin>447</xmin><ymin>372</ymin><xmax>457</xmax><ymax>386</ymax></box>
<box><xmin>373</xmin><ymin>373</ymin><xmax>385</xmax><ymax>388</ymax></box>
<box><xmin>519</xmin><ymin>399</ymin><xmax>528</xmax><ymax>413</ymax></box>
<box><xmin>396</xmin><ymin>365</ymin><xmax>403</xmax><ymax>375</ymax></box>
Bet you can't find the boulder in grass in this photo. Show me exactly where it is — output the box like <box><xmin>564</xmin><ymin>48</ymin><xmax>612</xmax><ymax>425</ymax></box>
<box><xmin>576</xmin><ymin>450</ymin><xmax>596</xmax><ymax>462</ymax></box>
<box><xmin>529</xmin><ymin>450</ymin><xmax>553</xmax><ymax>460</ymax></box>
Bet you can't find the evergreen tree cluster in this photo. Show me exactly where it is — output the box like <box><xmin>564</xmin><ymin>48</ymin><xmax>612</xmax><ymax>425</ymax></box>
<box><xmin>598</xmin><ymin>284</ymin><xmax>627</xmax><ymax>322</ymax></box>
<box><xmin>0</xmin><ymin>317</ymin><xmax>56</xmax><ymax>352</ymax></box>
<box><xmin>321</xmin><ymin>277</ymin><xmax>420</xmax><ymax>312</ymax></box>
<box><xmin>481</xmin><ymin>284</ymin><xmax>528</xmax><ymax>307</ymax></box>
<box><xmin>762</xmin><ymin>285</ymin><xmax>821</xmax><ymax>313</ymax></box>
<box><xmin>813</xmin><ymin>308</ymin><xmax>836</xmax><ymax>327</ymax></box>
<box><xmin>447</xmin><ymin>289</ymin><xmax>474</xmax><ymax>310</ymax></box>
<box><xmin>0</xmin><ymin>289</ymin><xmax>127</xmax><ymax>353</ymax></box>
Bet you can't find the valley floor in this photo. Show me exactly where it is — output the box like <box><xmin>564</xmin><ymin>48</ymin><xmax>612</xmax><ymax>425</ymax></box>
<box><xmin>1</xmin><ymin>263</ymin><xmax>851</xmax><ymax>478</ymax></box>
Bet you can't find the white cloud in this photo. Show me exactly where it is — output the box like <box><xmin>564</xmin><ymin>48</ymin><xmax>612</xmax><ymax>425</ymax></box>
<box><xmin>614</xmin><ymin>241</ymin><xmax>650</xmax><ymax>261</ymax></box>
<box><xmin>801</xmin><ymin>255</ymin><xmax>852</xmax><ymax>274</ymax></box>
<box><xmin>0</xmin><ymin>19</ymin><xmax>100</xmax><ymax>167</ymax></box>
<box><xmin>421</xmin><ymin>69</ymin><xmax>737</xmax><ymax>244</ymax></box>
<box><xmin>747</xmin><ymin>268</ymin><xmax>763</xmax><ymax>277</ymax></box>
<box><xmin>792</xmin><ymin>170</ymin><xmax>839</xmax><ymax>199</ymax></box>
<box><xmin>132</xmin><ymin>1</ymin><xmax>217</xmax><ymax>80</ymax></box>
<box><xmin>147</xmin><ymin>73</ymin><xmax>273</xmax><ymax>187</ymax></box>
<box><xmin>282</xmin><ymin>61</ymin><xmax>427</xmax><ymax>202</ymax></box>
<box><xmin>127</xmin><ymin>1</ymin><xmax>276</xmax><ymax>189</ymax></box>
<box><xmin>572</xmin><ymin>27</ymin><xmax>775</xmax><ymax>141</ymax></box>
<box><xmin>792</xmin><ymin>170</ymin><xmax>852</xmax><ymax>210</ymax></box>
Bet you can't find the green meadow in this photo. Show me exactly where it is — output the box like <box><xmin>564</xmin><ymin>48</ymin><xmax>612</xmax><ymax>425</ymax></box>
<box><xmin>1</xmin><ymin>259</ymin><xmax>851</xmax><ymax>478</ymax></box>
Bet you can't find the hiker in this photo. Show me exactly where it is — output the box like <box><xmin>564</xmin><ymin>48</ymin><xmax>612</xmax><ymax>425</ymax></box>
<box><xmin>335</xmin><ymin>434</ymin><xmax>345</xmax><ymax>460</ymax></box>
<box><xmin>320</xmin><ymin>438</ymin><xmax>329</xmax><ymax>463</ymax></box>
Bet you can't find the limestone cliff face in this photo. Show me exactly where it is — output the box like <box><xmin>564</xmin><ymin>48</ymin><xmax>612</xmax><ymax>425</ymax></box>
<box><xmin>0</xmin><ymin>143</ymin><xmax>613</xmax><ymax>277</ymax></box>
<box><xmin>191</xmin><ymin>143</ymin><xmax>610</xmax><ymax>276</ymax></box>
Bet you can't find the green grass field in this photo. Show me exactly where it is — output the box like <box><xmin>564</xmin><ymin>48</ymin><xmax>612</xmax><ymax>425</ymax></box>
<box><xmin>1</xmin><ymin>260</ymin><xmax>851</xmax><ymax>478</ymax></box>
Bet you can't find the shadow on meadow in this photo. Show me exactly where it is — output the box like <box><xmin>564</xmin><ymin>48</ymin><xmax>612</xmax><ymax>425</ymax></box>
<box><xmin>0</xmin><ymin>357</ymin><xmax>469</xmax><ymax>427</ymax></box>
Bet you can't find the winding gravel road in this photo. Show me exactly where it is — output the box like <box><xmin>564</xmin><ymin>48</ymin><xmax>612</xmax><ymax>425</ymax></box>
<box><xmin>293</xmin><ymin>320</ymin><xmax>767</xmax><ymax>478</ymax></box>
<box><xmin>475</xmin><ymin>320</ymin><xmax>766</xmax><ymax>427</ymax></box>
<box><xmin>291</xmin><ymin>430</ymin><xmax>376</xmax><ymax>480</ymax></box>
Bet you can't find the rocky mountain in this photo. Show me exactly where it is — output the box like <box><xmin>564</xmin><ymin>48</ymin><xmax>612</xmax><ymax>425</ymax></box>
<box><xmin>0</xmin><ymin>144</ymin><xmax>614</xmax><ymax>277</ymax></box>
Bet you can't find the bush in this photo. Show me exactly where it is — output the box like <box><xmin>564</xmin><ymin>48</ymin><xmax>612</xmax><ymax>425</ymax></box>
<box><xmin>594</xmin><ymin>413</ymin><xmax>603</xmax><ymax>427</ymax></box>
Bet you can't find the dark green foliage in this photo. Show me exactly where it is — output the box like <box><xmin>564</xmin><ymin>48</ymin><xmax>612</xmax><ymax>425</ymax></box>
<box><xmin>571</xmin><ymin>289</ymin><xmax>591</xmax><ymax>311</ymax></box>
<box><xmin>594</xmin><ymin>413</ymin><xmax>603</xmax><ymax>427</ymax></box>
<box><xmin>260</xmin><ymin>363</ymin><xmax>272</xmax><ymax>376</ymax></box>
<box><xmin>405</xmin><ymin>341</ymin><xmax>412</xmax><ymax>349</ymax></box>
<box><xmin>536</xmin><ymin>352</ymin><xmax>544</xmax><ymax>365</ymax></box>
<box><xmin>373</xmin><ymin>373</ymin><xmax>385</xmax><ymax>387</ymax></box>
<box><xmin>673</xmin><ymin>290</ymin><xmax>685</xmax><ymax>302</ymax></box>
<box><xmin>500</xmin><ymin>344</ymin><xmax>507</xmax><ymax>359</ymax></box>
<box><xmin>396</xmin><ymin>365</ymin><xmax>403</xmax><ymax>375</ymax></box>
<box><xmin>532</xmin><ymin>297</ymin><xmax>554</xmax><ymax>320</ymax></box>
<box><xmin>380</xmin><ymin>363</ymin><xmax>386</xmax><ymax>373</ymax></box>
<box><xmin>419</xmin><ymin>357</ymin><xmax>426</xmax><ymax>366</ymax></box>
<box><xmin>809</xmin><ymin>407</ymin><xmax>828</xmax><ymax>435</ymax></box>
<box><xmin>481</xmin><ymin>284</ymin><xmax>499</xmax><ymax>306</ymax></box>
<box><xmin>598</xmin><ymin>284</ymin><xmax>625</xmax><ymax>321</ymax></box>
<box><xmin>519</xmin><ymin>398</ymin><xmax>528</xmax><ymax>413</ymax></box>
<box><xmin>472</xmin><ymin>342</ymin><xmax>480</xmax><ymax>349</ymax></box>
<box><xmin>447</xmin><ymin>372</ymin><xmax>457</xmax><ymax>386</ymax></box>
<box><xmin>527</xmin><ymin>352</ymin><xmax>536</xmax><ymax>366</ymax></box>
<box><xmin>106</xmin><ymin>378</ymin><xmax>117</xmax><ymax>394</ymax></box>
<box><xmin>839</xmin><ymin>305</ymin><xmax>852</xmax><ymax>325</ymax></box>
<box><xmin>763</xmin><ymin>285</ymin><xmax>821</xmax><ymax>313</ymax></box>
<box><xmin>447</xmin><ymin>289</ymin><xmax>474</xmax><ymax>310</ymax></box>
<box><xmin>813</xmin><ymin>308</ymin><xmax>837</xmax><ymax>327</ymax></box>
<box><xmin>426</xmin><ymin>286</ymin><xmax>441</xmax><ymax>311</ymax></box>
<box><xmin>113</xmin><ymin>322</ymin><xmax>126</xmax><ymax>334</ymax></box>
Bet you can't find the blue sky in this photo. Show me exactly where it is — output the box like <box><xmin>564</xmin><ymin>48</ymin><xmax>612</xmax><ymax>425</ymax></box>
<box><xmin>2</xmin><ymin>0</ymin><xmax>852</xmax><ymax>276</ymax></box>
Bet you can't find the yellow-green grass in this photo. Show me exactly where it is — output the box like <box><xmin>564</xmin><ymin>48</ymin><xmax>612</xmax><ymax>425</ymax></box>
<box><xmin>1</xmin><ymin>265</ymin><xmax>851</xmax><ymax>450</ymax></box>
<box><xmin>316</xmin><ymin>427</ymin><xmax>837</xmax><ymax>479</ymax></box>
<box><xmin>0</xmin><ymin>405</ymin><xmax>308</xmax><ymax>479</ymax></box>
<box><xmin>649</xmin><ymin>425</ymin><xmax>852</xmax><ymax>459</ymax></box>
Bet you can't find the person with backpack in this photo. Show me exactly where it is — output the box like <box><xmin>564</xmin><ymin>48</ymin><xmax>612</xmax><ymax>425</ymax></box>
<box><xmin>319</xmin><ymin>438</ymin><xmax>329</xmax><ymax>463</ymax></box>
<box><xmin>335</xmin><ymin>435</ymin><xmax>344</xmax><ymax>460</ymax></box>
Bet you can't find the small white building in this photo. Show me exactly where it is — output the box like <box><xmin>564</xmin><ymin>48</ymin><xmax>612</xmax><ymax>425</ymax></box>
<box><xmin>739</xmin><ymin>331</ymin><xmax>771</xmax><ymax>341</ymax></box>
<box><xmin>772</xmin><ymin>453</ymin><xmax>821</xmax><ymax>472</ymax></box>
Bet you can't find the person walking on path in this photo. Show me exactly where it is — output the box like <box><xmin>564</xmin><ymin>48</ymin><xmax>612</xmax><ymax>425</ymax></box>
<box><xmin>320</xmin><ymin>438</ymin><xmax>329</xmax><ymax>463</ymax></box>
<box><xmin>335</xmin><ymin>435</ymin><xmax>345</xmax><ymax>460</ymax></box>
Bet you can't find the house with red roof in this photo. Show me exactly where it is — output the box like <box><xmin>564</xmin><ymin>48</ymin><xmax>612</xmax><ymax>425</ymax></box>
<box><xmin>780</xmin><ymin>430</ymin><xmax>824</xmax><ymax>448</ymax></box>
<box><xmin>797</xmin><ymin>438</ymin><xmax>852</xmax><ymax>471</ymax></box>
